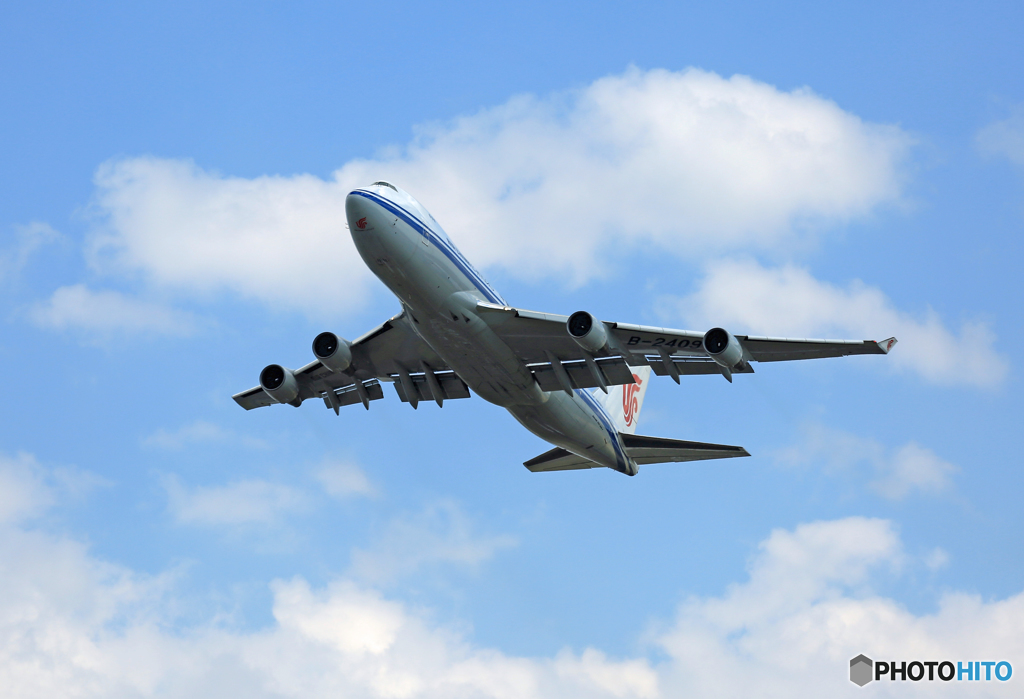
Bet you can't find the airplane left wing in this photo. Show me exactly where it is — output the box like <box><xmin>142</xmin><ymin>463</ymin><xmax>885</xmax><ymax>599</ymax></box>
<box><xmin>233</xmin><ymin>311</ymin><xmax>466</xmax><ymax>412</ymax></box>
<box><xmin>477</xmin><ymin>302</ymin><xmax>895</xmax><ymax>387</ymax></box>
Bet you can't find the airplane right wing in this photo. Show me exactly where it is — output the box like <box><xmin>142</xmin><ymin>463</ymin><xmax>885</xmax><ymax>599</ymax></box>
<box><xmin>728</xmin><ymin>335</ymin><xmax>898</xmax><ymax>362</ymax></box>
<box><xmin>477</xmin><ymin>302</ymin><xmax>896</xmax><ymax>387</ymax></box>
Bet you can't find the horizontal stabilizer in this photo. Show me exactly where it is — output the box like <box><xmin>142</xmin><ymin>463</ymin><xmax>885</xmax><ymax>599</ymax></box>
<box><xmin>523</xmin><ymin>447</ymin><xmax>597</xmax><ymax>472</ymax></box>
<box><xmin>523</xmin><ymin>434</ymin><xmax>749</xmax><ymax>473</ymax></box>
<box><xmin>621</xmin><ymin>433</ymin><xmax>749</xmax><ymax>465</ymax></box>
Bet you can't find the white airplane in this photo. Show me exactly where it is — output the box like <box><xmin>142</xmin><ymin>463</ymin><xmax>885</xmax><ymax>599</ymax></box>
<box><xmin>234</xmin><ymin>182</ymin><xmax>897</xmax><ymax>476</ymax></box>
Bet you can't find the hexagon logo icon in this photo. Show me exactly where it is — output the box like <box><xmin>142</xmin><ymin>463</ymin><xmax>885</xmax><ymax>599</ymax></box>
<box><xmin>850</xmin><ymin>655</ymin><xmax>873</xmax><ymax>686</ymax></box>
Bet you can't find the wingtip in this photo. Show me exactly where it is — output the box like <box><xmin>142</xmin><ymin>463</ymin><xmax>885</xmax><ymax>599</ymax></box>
<box><xmin>877</xmin><ymin>337</ymin><xmax>898</xmax><ymax>354</ymax></box>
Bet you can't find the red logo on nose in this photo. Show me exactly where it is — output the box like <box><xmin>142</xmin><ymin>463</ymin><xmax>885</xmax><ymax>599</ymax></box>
<box><xmin>356</xmin><ymin>217</ymin><xmax>367</xmax><ymax>230</ymax></box>
<box><xmin>622</xmin><ymin>373</ymin><xmax>643</xmax><ymax>427</ymax></box>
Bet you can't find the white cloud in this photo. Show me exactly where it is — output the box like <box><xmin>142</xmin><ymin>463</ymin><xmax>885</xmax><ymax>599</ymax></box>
<box><xmin>0</xmin><ymin>452</ymin><xmax>53</xmax><ymax>524</ymax></box>
<box><xmin>555</xmin><ymin>649</ymin><xmax>659</xmax><ymax>699</ymax></box>
<box><xmin>0</xmin><ymin>523</ymin><xmax>178</xmax><ymax>698</ymax></box>
<box><xmin>162</xmin><ymin>475</ymin><xmax>311</xmax><ymax>527</ymax></box>
<box><xmin>3</xmin><ymin>511</ymin><xmax>1023</xmax><ymax>698</ymax></box>
<box><xmin>85</xmin><ymin>68</ymin><xmax>911</xmax><ymax>316</ymax></box>
<box><xmin>671</xmin><ymin>258</ymin><xmax>1008</xmax><ymax>387</ymax></box>
<box><xmin>653</xmin><ymin>517</ymin><xmax>1024</xmax><ymax>697</ymax></box>
<box><xmin>143</xmin><ymin>420</ymin><xmax>268</xmax><ymax>450</ymax></box>
<box><xmin>350</xmin><ymin>500</ymin><xmax>518</xmax><ymax>584</ymax></box>
<box><xmin>776</xmin><ymin>423</ymin><xmax>957</xmax><ymax>500</ymax></box>
<box><xmin>29</xmin><ymin>284</ymin><xmax>197</xmax><ymax>337</ymax></box>
<box><xmin>0</xmin><ymin>451</ymin><xmax>107</xmax><ymax>524</ymax></box>
<box><xmin>873</xmin><ymin>442</ymin><xmax>958</xmax><ymax>500</ymax></box>
<box><xmin>88</xmin><ymin>157</ymin><xmax>370</xmax><ymax>317</ymax></box>
<box><xmin>924</xmin><ymin>547</ymin><xmax>950</xmax><ymax>572</ymax></box>
<box><xmin>0</xmin><ymin>221</ymin><xmax>61</xmax><ymax>280</ymax></box>
<box><xmin>334</xmin><ymin>68</ymin><xmax>910</xmax><ymax>281</ymax></box>
<box><xmin>977</xmin><ymin>105</ymin><xmax>1024</xmax><ymax>167</ymax></box>
<box><xmin>314</xmin><ymin>459</ymin><xmax>376</xmax><ymax>499</ymax></box>
<box><xmin>161</xmin><ymin>460</ymin><xmax>375</xmax><ymax>530</ymax></box>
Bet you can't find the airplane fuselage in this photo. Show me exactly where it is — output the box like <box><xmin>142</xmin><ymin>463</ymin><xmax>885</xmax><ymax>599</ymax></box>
<box><xmin>345</xmin><ymin>184</ymin><xmax>636</xmax><ymax>475</ymax></box>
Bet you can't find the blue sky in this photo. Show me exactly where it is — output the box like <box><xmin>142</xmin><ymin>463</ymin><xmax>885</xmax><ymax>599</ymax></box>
<box><xmin>2</xmin><ymin>2</ymin><xmax>1023</xmax><ymax>696</ymax></box>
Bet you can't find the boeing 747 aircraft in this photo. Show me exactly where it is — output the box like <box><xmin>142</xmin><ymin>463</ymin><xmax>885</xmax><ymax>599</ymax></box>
<box><xmin>234</xmin><ymin>182</ymin><xmax>896</xmax><ymax>476</ymax></box>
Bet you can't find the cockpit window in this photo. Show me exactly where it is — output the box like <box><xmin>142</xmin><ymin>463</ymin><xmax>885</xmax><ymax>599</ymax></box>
<box><xmin>371</xmin><ymin>181</ymin><xmax>398</xmax><ymax>192</ymax></box>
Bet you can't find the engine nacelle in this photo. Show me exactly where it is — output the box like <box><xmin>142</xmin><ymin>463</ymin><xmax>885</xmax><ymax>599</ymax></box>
<box><xmin>260</xmin><ymin>364</ymin><xmax>300</xmax><ymax>404</ymax></box>
<box><xmin>703</xmin><ymin>327</ymin><xmax>745</xmax><ymax>369</ymax></box>
<box><xmin>567</xmin><ymin>311</ymin><xmax>609</xmax><ymax>354</ymax></box>
<box><xmin>312</xmin><ymin>332</ymin><xmax>353</xmax><ymax>373</ymax></box>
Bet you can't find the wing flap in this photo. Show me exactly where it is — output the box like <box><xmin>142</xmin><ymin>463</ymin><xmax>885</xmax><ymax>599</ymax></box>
<box><xmin>649</xmin><ymin>355</ymin><xmax>755</xmax><ymax>377</ymax></box>
<box><xmin>391</xmin><ymin>370</ymin><xmax>472</xmax><ymax>403</ymax></box>
<box><xmin>322</xmin><ymin>379</ymin><xmax>385</xmax><ymax>410</ymax></box>
<box><xmin>530</xmin><ymin>356</ymin><xmax>635</xmax><ymax>392</ymax></box>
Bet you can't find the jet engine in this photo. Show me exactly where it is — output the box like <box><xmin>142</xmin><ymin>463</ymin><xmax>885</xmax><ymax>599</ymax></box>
<box><xmin>567</xmin><ymin>311</ymin><xmax>608</xmax><ymax>353</ymax></box>
<box><xmin>703</xmin><ymin>327</ymin><xmax>745</xmax><ymax>369</ymax></box>
<box><xmin>260</xmin><ymin>364</ymin><xmax>300</xmax><ymax>404</ymax></box>
<box><xmin>312</xmin><ymin>332</ymin><xmax>353</xmax><ymax>373</ymax></box>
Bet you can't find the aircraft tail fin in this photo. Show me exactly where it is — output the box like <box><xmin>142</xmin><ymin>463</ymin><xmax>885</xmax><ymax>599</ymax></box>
<box><xmin>594</xmin><ymin>365</ymin><xmax>651</xmax><ymax>435</ymax></box>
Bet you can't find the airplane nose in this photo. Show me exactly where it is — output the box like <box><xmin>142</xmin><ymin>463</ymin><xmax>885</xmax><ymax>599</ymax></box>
<box><xmin>346</xmin><ymin>189</ymin><xmax>416</xmax><ymax>266</ymax></box>
<box><xmin>345</xmin><ymin>191</ymin><xmax>378</xmax><ymax>233</ymax></box>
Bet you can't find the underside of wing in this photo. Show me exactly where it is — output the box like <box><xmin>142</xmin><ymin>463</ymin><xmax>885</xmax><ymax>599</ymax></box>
<box><xmin>233</xmin><ymin>310</ymin><xmax>464</xmax><ymax>412</ymax></box>
<box><xmin>233</xmin><ymin>385</ymin><xmax>276</xmax><ymax>410</ymax></box>
<box><xmin>391</xmin><ymin>369</ymin><xmax>471</xmax><ymax>404</ymax></box>
<box><xmin>479</xmin><ymin>302</ymin><xmax>895</xmax><ymax>388</ymax></box>
<box><xmin>477</xmin><ymin>304</ymin><xmax>594</xmax><ymax>365</ymax></box>
<box><xmin>737</xmin><ymin>336</ymin><xmax>897</xmax><ymax>361</ymax></box>
<box><xmin>349</xmin><ymin>314</ymin><xmax>449</xmax><ymax>376</ymax></box>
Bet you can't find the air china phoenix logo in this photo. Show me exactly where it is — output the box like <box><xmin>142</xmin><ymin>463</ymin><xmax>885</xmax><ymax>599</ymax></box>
<box><xmin>622</xmin><ymin>374</ymin><xmax>643</xmax><ymax>427</ymax></box>
<box><xmin>356</xmin><ymin>217</ymin><xmax>368</xmax><ymax>230</ymax></box>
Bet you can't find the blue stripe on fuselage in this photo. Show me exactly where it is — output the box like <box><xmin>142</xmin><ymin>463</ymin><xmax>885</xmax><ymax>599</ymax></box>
<box><xmin>576</xmin><ymin>387</ymin><xmax>630</xmax><ymax>473</ymax></box>
<box><xmin>353</xmin><ymin>189</ymin><xmax>628</xmax><ymax>472</ymax></box>
<box><xmin>351</xmin><ymin>190</ymin><xmax>506</xmax><ymax>305</ymax></box>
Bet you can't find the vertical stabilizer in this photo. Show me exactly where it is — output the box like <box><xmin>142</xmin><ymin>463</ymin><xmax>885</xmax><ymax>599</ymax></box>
<box><xmin>594</xmin><ymin>365</ymin><xmax>651</xmax><ymax>435</ymax></box>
